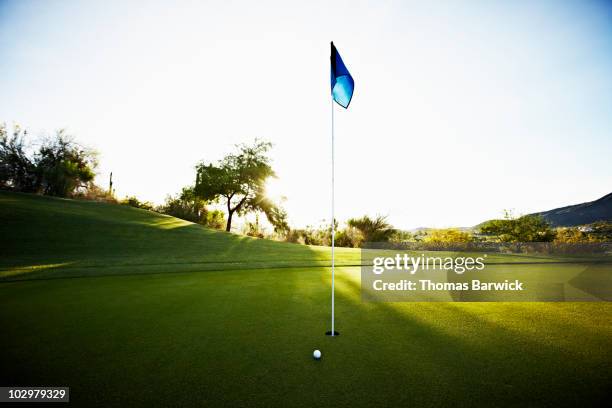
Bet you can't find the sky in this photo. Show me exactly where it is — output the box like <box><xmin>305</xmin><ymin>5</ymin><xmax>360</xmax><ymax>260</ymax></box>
<box><xmin>1</xmin><ymin>0</ymin><xmax>611</xmax><ymax>230</ymax></box>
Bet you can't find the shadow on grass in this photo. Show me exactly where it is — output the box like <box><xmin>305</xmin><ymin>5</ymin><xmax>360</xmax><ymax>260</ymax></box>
<box><xmin>0</xmin><ymin>217</ymin><xmax>361</xmax><ymax>281</ymax></box>
<box><xmin>316</xmin><ymin>267</ymin><xmax>611</xmax><ymax>406</ymax></box>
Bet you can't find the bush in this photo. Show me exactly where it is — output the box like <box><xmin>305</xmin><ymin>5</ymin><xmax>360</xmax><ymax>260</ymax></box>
<box><xmin>554</xmin><ymin>223</ymin><xmax>610</xmax><ymax>243</ymax></box>
<box><xmin>121</xmin><ymin>196</ymin><xmax>154</xmax><ymax>211</ymax></box>
<box><xmin>334</xmin><ymin>226</ymin><xmax>363</xmax><ymax>248</ymax></box>
<box><xmin>243</xmin><ymin>220</ymin><xmax>265</xmax><ymax>238</ymax></box>
<box><xmin>424</xmin><ymin>228</ymin><xmax>473</xmax><ymax>244</ymax></box>
<box><xmin>347</xmin><ymin>215</ymin><xmax>396</xmax><ymax>243</ymax></box>
<box><xmin>157</xmin><ymin>186</ymin><xmax>225</xmax><ymax>230</ymax></box>
<box><xmin>74</xmin><ymin>183</ymin><xmax>117</xmax><ymax>203</ymax></box>
<box><xmin>284</xmin><ymin>229</ymin><xmax>305</xmax><ymax>244</ymax></box>
<box><xmin>480</xmin><ymin>212</ymin><xmax>556</xmax><ymax>242</ymax></box>
<box><xmin>283</xmin><ymin>225</ymin><xmax>330</xmax><ymax>246</ymax></box>
<box><xmin>204</xmin><ymin>210</ymin><xmax>225</xmax><ymax>230</ymax></box>
<box><xmin>389</xmin><ymin>230</ymin><xmax>416</xmax><ymax>243</ymax></box>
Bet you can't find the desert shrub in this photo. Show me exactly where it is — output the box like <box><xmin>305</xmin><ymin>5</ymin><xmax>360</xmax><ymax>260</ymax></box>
<box><xmin>284</xmin><ymin>229</ymin><xmax>305</xmax><ymax>244</ymax></box>
<box><xmin>159</xmin><ymin>187</ymin><xmax>205</xmax><ymax>223</ymax></box>
<box><xmin>480</xmin><ymin>212</ymin><xmax>556</xmax><ymax>242</ymax></box>
<box><xmin>74</xmin><ymin>183</ymin><xmax>117</xmax><ymax>203</ymax></box>
<box><xmin>389</xmin><ymin>230</ymin><xmax>415</xmax><ymax>243</ymax></box>
<box><xmin>158</xmin><ymin>186</ymin><xmax>224</xmax><ymax>230</ymax></box>
<box><xmin>121</xmin><ymin>196</ymin><xmax>154</xmax><ymax>211</ymax></box>
<box><xmin>335</xmin><ymin>226</ymin><xmax>363</xmax><ymax>248</ymax></box>
<box><xmin>347</xmin><ymin>215</ymin><xmax>396</xmax><ymax>243</ymax></box>
<box><xmin>204</xmin><ymin>210</ymin><xmax>225</xmax><ymax>230</ymax></box>
<box><xmin>424</xmin><ymin>228</ymin><xmax>473</xmax><ymax>244</ymax></box>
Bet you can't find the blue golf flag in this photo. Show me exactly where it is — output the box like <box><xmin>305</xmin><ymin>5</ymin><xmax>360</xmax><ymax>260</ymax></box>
<box><xmin>330</xmin><ymin>42</ymin><xmax>354</xmax><ymax>109</ymax></box>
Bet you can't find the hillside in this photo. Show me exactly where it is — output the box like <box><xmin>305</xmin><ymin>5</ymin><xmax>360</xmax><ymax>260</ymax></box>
<box><xmin>531</xmin><ymin>192</ymin><xmax>612</xmax><ymax>227</ymax></box>
<box><xmin>2</xmin><ymin>192</ymin><xmax>597</xmax><ymax>281</ymax></box>
<box><xmin>0</xmin><ymin>191</ymin><xmax>358</xmax><ymax>280</ymax></box>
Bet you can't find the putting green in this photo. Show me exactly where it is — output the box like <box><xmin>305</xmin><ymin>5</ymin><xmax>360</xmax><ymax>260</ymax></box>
<box><xmin>1</xmin><ymin>192</ymin><xmax>611</xmax><ymax>406</ymax></box>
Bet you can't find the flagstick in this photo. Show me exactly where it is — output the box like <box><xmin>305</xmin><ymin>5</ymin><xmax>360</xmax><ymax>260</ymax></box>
<box><xmin>330</xmin><ymin>95</ymin><xmax>337</xmax><ymax>337</ymax></box>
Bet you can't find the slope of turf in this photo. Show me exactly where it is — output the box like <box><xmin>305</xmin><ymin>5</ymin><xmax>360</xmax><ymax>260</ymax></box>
<box><xmin>0</xmin><ymin>191</ymin><xmax>360</xmax><ymax>279</ymax></box>
<box><xmin>0</xmin><ymin>191</ymin><xmax>590</xmax><ymax>281</ymax></box>
<box><xmin>1</xmin><ymin>191</ymin><xmax>611</xmax><ymax>406</ymax></box>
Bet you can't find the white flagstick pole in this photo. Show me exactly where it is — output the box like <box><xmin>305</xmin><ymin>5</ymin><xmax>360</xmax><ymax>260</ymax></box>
<box><xmin>331</xmin><ymin>95</ymin><xmax>335</xmax><ymax>337</ymax></box>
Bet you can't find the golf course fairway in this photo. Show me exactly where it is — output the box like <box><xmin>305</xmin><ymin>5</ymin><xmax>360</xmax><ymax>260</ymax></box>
<box><xmin>1</xmin><ymin>191</ymin><xmax>611</xmax><ymax>406</ymax></box>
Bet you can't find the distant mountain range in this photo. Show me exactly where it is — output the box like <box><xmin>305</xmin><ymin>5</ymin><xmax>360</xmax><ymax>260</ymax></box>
<box><xmin>407</xmin><ymin>192</ymin><xmax>612</xmax><ymax>232</ymax></box>
<box><xmin>530</xmin><ymin>192</ymin><xmax>612</xmax><ymax>227</ymax></box>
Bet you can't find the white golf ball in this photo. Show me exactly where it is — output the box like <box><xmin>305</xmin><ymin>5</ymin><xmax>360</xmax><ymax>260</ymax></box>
<box><xmin>313</xmin><ymin>349</ymin><xmax>322</xmax><ymax>360</ymax></box>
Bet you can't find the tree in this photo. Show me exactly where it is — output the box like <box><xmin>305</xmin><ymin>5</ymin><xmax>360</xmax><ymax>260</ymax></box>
<box><xmin>1</xmin><ymin>125</ymin><xmax>97</xmax><ymax>197</ymax></box>
<box><xmin>194</xmin><ymin>140</ymin><xmax>287</xmax><ymax>233</ymax></box>
<box><xmin>347</xmin><ymin>215</ymin><xmax>396</xmax><ymax>243</ymax></box>
<box><xmin>0</xmin><ymin>124</ymin><xmax>38</xmax><ymax>192</ymax></box>
<box><xmin>36</xmin><ymin>131</ymin><xmax>97</xmax><ymax>197</ymax></box>
<box><xmin>480</xmin><ymin>211</ymin><xmax>555</xmax><ymax>242</ymax></box>
<box><xmin>246</xmin><ymin>192</ymin><xmax>289</xmax><ymax>233</ymax></box>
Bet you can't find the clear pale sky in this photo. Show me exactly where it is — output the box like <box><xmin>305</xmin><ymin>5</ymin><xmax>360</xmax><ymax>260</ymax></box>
<box><xmin>1</xmin><ymin>0</ymin><xmax>611</xmax><ymax>229</ymax></box>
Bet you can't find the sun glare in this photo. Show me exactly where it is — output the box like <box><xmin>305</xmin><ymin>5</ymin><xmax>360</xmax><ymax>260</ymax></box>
<box><xmin>264</xmin><ymin>178</ymin><xmax>285</xmax><ymax>203</ymax></box>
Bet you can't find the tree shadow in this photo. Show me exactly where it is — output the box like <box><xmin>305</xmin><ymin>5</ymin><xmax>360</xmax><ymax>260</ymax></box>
<box><xmin>308</xmin><ymin>266</ymin><xmax>611</xmax><ymax>406</ymax></box>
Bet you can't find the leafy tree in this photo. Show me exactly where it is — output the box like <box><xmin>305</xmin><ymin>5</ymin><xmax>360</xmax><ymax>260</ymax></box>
<box><xmin>0</xmin><ymin>124</ymin><xmax>38</xmax><ymax>192</ymax></box>
<box><xmin>347</xmin><ymin>215</ymin><xmax>396</xmax><ymax>243</ymax></box>
<box><xmin>36</xmin><ymin>131</ymin><xmax>97</xmax><ymax>197</ymax></box>
<box><xmin>1</xmin><ymin>125</ymin><xmax>97</xmax><ymax>197</ymax></box>
<box><xmin>195</xmin><ymin>140</ymin><xmax>287</xmax><ymax>232</ymax></box>
<box><xmin>480</xmin><ymin>211</ymin><xmax>555</xmax><ymax>242</ymax></box>
<box><xmin>247</xmin><ymin>192</ymin><xmax>289</xmax><ymax>233</ymax></box>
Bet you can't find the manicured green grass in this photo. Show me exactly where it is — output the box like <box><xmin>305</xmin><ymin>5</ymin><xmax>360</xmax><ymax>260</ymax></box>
<box><xmin>0</xmin><ymin>191</ymin><xmax>589</xmax><ymax>281</ymax></box>
<box><xmin>1</xmin><ymin>191</ymin><xmax>611</xmax><ymax>406</ymax></box>
<box><xmin>0</xmin><ymin>191</ymin><xmax>360</xmax><ymax>280</ymax></box>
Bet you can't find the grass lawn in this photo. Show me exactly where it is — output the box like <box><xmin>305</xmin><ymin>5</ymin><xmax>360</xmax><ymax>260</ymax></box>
<box><xmin>1</xmin><ymin>191</ymin><xmax>611</xmax><ymax>406</ymax></box>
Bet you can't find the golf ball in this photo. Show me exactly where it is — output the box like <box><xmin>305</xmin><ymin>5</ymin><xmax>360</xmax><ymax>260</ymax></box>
<box><xmin>313</xmin><ymin>349</ymin><xmax>322</xmax><ymax>360</ymax></box>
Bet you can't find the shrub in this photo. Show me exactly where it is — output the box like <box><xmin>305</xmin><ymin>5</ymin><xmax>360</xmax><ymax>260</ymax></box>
<box><xmin>121</xmin><ymin>196</ymin><xmax>154</xmax><ymax>211</ymax></box>
<box><xmin>480</xmin><ymin>212</ymin><xmax>556</xmax><ymax>242</ymax></box>
<box><xmin>424</xmin><ymin>228</ymin><xmax>473</xmax><ymax>244</ymax></box>
<box><xmin>347</xmin><ymin>215</ymin><xmax>396</xmax><ymax>243</ymax></box>
<box><xmin>205</xmin><ymin>210</ymin><xmax>225</xmax><ymax>230</ymax></box>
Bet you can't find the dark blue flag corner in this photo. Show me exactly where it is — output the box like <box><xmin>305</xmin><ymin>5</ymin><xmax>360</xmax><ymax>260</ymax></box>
<box><xmin>330</xmin><ymin>42</ymin><xmax>355</xmax><ymax>109</ymax></box>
